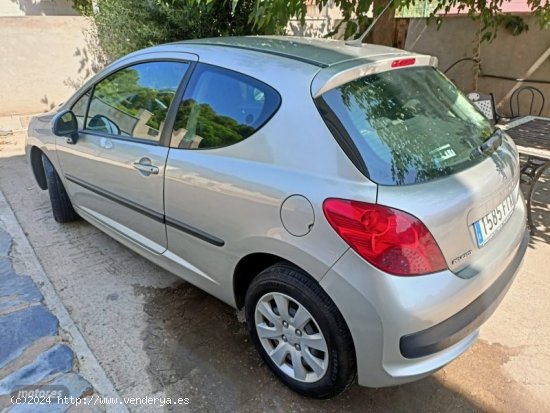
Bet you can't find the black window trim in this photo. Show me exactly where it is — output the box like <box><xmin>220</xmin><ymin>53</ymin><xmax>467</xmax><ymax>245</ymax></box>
<box><xmin>167</xmin><ymin>62</ymin><xmax>282</xmax><ymax>151</ymax></box>
<box><xmin>74</xmin><ymin>58</ymin><xmax>197</xmax><ymax>147</ymax></box>
<box><xmin>70</xmin><ymin>88</ymin><xmax>92</xmax><ymax>130</ymax></box>
<box><xmin>314</xmin><ymin>95</ymin><xmax>370</xmax><ymax>179</ymax></box>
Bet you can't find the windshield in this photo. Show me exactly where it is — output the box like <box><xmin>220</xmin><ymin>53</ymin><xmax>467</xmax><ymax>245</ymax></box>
<box><xmin>317</xmin><ymin>66</ymin><xmax>494</xmax><ymax>185</ymax></box>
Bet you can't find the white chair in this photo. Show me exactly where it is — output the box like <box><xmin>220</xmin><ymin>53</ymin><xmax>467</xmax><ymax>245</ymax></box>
<box><xmin>467</xmin><ymin>92</ymin><xmax>499</xmax><ymax>124</ymax></box>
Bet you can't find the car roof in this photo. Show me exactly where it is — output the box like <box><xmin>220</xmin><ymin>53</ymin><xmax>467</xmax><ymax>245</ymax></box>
<box><xmin>172</xmin><ymin>36</ymin><xmax>413</xmax><ymax>68</ymax></box>
<box><xmin>87</xmin><ymin>36</ymin><xmax>433</xmax><ymax>105</ymax></box>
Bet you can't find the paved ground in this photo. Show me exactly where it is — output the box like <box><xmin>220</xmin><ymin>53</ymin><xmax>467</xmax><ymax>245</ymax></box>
<box><xmin>0</xmin><ymin>117</ymin><xmax>549</xmax><ymax>412</ymax></box>
<box><xmin>0</xmin><ymin>222</ymin><xmax>94</xmax><ymax>413</ymax></box>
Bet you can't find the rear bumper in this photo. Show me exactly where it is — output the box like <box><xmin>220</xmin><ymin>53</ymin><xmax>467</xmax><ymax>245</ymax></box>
<box><xmin>320</xmin><ymin>201</ymin><xmax>528</xmax><ymax>388</ymax></box>
<box><xmin>400</xmin><ymin>228</ymin><xmax>529</xmax><ymax>359</ymax></box>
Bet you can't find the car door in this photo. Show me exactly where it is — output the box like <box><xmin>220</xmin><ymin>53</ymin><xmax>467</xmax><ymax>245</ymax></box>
<box><xmin>56</xmin><ymin>57</ymin><xmax>193</xmax><ymax>253</ymax></box>
<box><xmin>163</xmin><ymin>63</ymin><xmax>282</xmax><ymax>296</ymax></box>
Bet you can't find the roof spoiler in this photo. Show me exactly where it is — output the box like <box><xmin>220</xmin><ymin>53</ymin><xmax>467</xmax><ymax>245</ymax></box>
<box><xmin>311</xmin><ymin>54</ymin><xmax>439</xmax><ymax>98</ymax></box>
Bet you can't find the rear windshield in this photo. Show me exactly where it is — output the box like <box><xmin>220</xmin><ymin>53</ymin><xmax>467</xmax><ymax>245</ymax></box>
<box><xmin>317</xmin><ymin>66</ymin><xmax>494</xmax><ymax>185</ymax></box>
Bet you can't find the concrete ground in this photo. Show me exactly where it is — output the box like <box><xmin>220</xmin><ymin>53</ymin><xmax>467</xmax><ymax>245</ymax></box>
<box><xmin>0</xmin><ymin>117</ymin><xmax>549</xmax><ymax>412</ymax></box>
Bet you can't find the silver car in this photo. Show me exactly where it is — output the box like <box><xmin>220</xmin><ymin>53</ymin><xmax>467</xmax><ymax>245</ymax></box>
<box><xmin>26</xmin><ymin>36</ymin><xmax>528</xmax><ymax>398</ymax></box>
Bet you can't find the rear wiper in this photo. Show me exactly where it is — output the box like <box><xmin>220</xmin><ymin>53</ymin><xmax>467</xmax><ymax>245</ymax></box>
<box><xmin>478</xmin><ymin>129</ymin><xmax>502</xmax><ymax>154</ymax></box>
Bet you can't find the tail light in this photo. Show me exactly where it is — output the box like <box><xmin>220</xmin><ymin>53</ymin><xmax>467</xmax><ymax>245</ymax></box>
<box><xmin>323</xmin><ymin>199</ymin><xmax>447</xmax><ymax>276</ymax></box>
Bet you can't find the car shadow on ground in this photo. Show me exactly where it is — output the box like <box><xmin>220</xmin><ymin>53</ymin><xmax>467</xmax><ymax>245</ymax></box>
<box><xmin>135</xmin><ymin>282</ymin><xmax>486</xmax><ymax>413</ymax></box>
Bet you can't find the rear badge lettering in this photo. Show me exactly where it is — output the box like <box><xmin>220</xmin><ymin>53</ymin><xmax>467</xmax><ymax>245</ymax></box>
<box><xmin>452</xmin><ymin>250</ymin><xmax>472</xmax><ymax>265</ymax></box>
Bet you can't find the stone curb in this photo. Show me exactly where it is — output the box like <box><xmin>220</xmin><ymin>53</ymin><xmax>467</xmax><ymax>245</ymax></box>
<box><xmin>0</xmin><ymin>190</ymin><xmax>129</xmax><ymax>413</ymax></box>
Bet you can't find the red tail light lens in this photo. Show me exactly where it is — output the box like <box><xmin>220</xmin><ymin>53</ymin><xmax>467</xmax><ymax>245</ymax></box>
<box><xmin>391</xmin><ymin>58</ymin><xmax>416</xmax><ymax>68</ymax></box>
<box><xmin>323</xmin><ymin>199</ymin><xmax>447</xmax><ymax>276</ymax></box>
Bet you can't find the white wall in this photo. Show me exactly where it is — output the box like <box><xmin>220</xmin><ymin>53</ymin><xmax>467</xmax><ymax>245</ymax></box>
<box><xmin>0</xmin><ymin>16</ymin><xmax>93</xmax><ymax>115</ymax></box>
<box><xmin>286</xmin><ymin>3</ymin><xmax>346</xmax><ymax>38</ymax></box>
<box><xmin>0</xmin><ymin>0</ymin><xmax>77</xmax><ymax>16</ymax></box>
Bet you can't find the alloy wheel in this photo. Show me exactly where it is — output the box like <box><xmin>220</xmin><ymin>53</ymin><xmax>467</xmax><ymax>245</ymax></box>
<box><xmin>254</xmin><ymin>292</ymin><xmax>329</xmax><ymax>383</ymax></box>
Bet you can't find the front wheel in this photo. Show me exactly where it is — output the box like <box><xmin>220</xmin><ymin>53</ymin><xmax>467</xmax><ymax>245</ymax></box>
<box><xmin>42</xmin><ymin>154</ymin><xmax>79</xmax><ymax>223</ymax></box>
<box><xmin>245</xmin><ymin>263</ymin><xmax>356</xmax><ymax>398</ymax></box>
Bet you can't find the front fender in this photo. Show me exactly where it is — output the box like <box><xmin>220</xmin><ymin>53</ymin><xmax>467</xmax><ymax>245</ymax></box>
<box><xmin>26</xmin><ymin>111</ymin><xmax>62</xmax><ymax>190</ymax></box>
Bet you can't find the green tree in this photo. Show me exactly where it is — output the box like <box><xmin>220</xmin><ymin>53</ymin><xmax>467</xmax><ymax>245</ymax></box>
<box><xmin>174</xmin><ymin>99</ymin><xmax>255</xmax><ymax>148</ymax></box>
<box><xmin>82</xmin><ymin>0</ymin><xmax>283</xmax><ymax>61</ymax></box>
<box><xmin>74</xmin><ymin>0</ymin><xmax>550</xmax><ymax>63</ymax></box>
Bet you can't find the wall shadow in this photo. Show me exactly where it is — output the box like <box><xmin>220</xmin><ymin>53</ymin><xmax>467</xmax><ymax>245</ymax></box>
<box><xmin>287</xmin><ymin>19</ymin><xmax>333</xmax><ymax>38</ymax></box>
<box><xmin>40</xmin><ymin>94</ymin><xmax>56</xmax><ymax>112</ymax></box>
<box><xmin>63</xmin><ymin>28</ymin><xmax>109</xmax><ymax>92</ymax></box>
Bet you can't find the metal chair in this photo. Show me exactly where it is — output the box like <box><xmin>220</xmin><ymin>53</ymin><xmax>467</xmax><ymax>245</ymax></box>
<box><xmin>520</xmin><ymin>155</ymin><xmax>550</xmax><ymax>230</ymax></box>
<box><xmin>509</xmin><ymin>86</ymin><xmax>545</xmax><ymax>118</ymax></box>
<box><xmin>467</xmin><ymin>92</ymin><xmax>499</xmax><ymax>124</ymax></box>
<box><xmin>510</xmin><ymin>88</ymin><xmax>547</xmax><ymax>225</ymax></box>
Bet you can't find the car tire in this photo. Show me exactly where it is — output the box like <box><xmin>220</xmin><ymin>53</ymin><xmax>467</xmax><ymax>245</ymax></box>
<box><xmin>245</xmin><ymin>262</ymin><xmax>356</xmax><ymax>398</ymax></box>
<box><xmin>42</xmin><ymin>154</ymin><xmax>79</xmax><ymax>223</ymax></box>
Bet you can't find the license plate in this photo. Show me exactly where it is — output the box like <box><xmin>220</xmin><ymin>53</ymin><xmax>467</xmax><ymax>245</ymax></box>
<box><xmin>473</xmin><ymin>195</ymin><xmax>515</xmax><ymax>247</ymax></box>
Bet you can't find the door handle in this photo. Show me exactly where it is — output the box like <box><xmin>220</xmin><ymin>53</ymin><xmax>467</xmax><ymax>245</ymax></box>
<box><xmin>133</xmin><ymin>158</ymin><xmax>159</xmax><ymax>175</ymax></box>
<box><xmin>133</xmin><ymin>163</ymin><xmax>159</xmax><ymax>174</ymax></box>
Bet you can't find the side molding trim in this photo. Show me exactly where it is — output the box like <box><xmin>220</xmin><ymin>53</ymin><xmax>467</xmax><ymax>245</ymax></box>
<box><xmin>64</xmin><ymin>174</ymin><xmax>225</xmax><ymax>247</ymax></box>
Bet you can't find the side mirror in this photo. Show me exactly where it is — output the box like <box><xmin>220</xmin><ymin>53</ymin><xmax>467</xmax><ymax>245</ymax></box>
<box><xmin>88</xmin><ymin>114</ymin><xmax>121</xmax><ymax>136</ymax></box>
<box><xmin>52</xmin><ymin>110</ymin><xmax>79</xmax><ymax>144</ymax></box>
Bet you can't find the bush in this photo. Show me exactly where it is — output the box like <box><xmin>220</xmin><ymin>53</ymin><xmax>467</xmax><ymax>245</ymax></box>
<box><xmin>89</xmin><ymin>0</ymin><xmax>279</xmax><ymax>61</ymax></box>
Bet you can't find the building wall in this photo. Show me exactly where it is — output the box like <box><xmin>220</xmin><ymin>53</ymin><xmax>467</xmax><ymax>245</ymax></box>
<box><xmin>0</xmin><ymin>15</ymin><xmax>93</xmax><ymax>116</ymax></box>
<box><xmin>286</xmin><ymin>3</ymin><xmax>345</xmax><ymax>38</ymax></box>
<box><xmin>406</xmin><ymin>16</ymin><xmax>550</xmax><ymax>117</ymax></box>
<box><xmin>0</xmin><ymin>0</ymin><xmax>77</xmax><ymax>16</ymax></box>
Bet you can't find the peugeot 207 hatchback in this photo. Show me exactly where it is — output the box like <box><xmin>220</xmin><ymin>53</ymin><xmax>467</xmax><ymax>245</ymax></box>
<box><xmin>26</xmin><ymin>36</ymin><xmax>528</xmax><ymax>398</ymax></box>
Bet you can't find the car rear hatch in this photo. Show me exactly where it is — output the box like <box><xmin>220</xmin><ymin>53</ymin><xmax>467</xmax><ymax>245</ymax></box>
<box><xmin>313</xmin><ymin>58</ymin><xmax>525</xmax><ymax>275</ymax></box>
<box><xmin>374</xmin><ymin>137</ymin><xmax>522</xmax><ymax>274</ymax></box>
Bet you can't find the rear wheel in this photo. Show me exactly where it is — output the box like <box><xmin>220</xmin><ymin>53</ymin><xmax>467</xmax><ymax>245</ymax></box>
<box><xmin>245</xmin><ymin>263</ymin><xmax>356</xmax><ymax>398</ymax></box>
<box><xmin>42</xmin><ymin>154</ymin><xmax>78</xmax><ymax>223</ymax></box>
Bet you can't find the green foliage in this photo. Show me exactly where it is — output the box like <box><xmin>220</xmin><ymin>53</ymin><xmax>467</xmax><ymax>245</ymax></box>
<box><xmin>174</xmin><ymin>99</ymin><xmax>254</xmax><ymax>148</ymax></box>
<box><xmin>87</xmin><ymin>0</ymin><xmax>279</xmax><ymax>60</ymax></box>
<box><xmin>73</xmin><ymin>0</ymin><xmax>550</xmax><ymax>63</ymax></box>
<box><xmin>72</xmin><ymin>0</ymin><xmax>94</xmax><ymax>15</ymax></box>
<box><xmin>331</xmin><ymin>66</ymin><xmax>492</xmax><ymax>184</ymax></box>
<box><xmin>502</xmin><ymin>14</ymin><xmax>530</xmax><ymax>36</ymax></box>
<box><xmin>94</xmin><ymin>68</ymin><xmax>169</xmax><ymax>130</ymax></box>
<box><xmin>429</xmin><ymin>0</ymin><xmax>548</xmax><ymax>40</ymax></box>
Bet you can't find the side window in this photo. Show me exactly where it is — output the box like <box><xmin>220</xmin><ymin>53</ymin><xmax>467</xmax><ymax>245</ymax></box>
<box><xmin>171</xmin><ymin>64</ymin><xmax>281</xmax><ymax>149</ymax></box>
<box><xmin>86</xmin><ymin>61</ymin><xmax>189</xmax><ymax>142</ymax></box>
<box><xmin>71</xmin><ymin>91</ymin><xmax>90</xmax><ymax>130</ymax></box>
